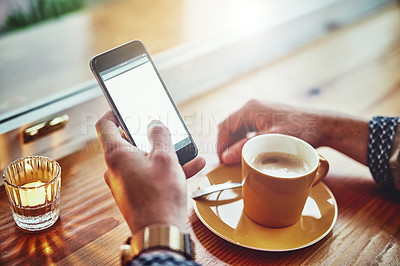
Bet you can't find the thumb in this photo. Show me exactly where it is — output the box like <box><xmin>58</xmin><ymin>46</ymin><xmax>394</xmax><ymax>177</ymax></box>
<box><xmin>147</xmin><ymin>120</ymin><xmax>174</xmax><ymax>154</ymax></box>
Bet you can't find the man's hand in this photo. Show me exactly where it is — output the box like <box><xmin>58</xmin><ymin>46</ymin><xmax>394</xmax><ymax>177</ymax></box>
<box><xmin>96</xmin><ymin>111</ymin><xmax>205</xmax><ymax>233</ymax></box>
<box><xmin>217</xmin><ymin>99</ymin><xmax>369</xmax><ymax>165</ymax></box>
<box><xmin>217</xmin><ymin>100</ymin><xmax>323</xmax><ymax>165</ymax></box>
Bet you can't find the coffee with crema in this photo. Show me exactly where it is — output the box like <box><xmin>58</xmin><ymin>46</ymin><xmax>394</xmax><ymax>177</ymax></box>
<box><xmin>251</xmin><ymin>152</ymin><xmax>311</xmax><ymax>177</ymax></box>
<box><xmin>242</xmin><ymin>134</ymin><xmax>329</xmax><ymax>227</ymax></box>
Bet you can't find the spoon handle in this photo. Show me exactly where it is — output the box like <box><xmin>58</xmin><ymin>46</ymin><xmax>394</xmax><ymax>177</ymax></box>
<box><xmin>190</xmin><ymin>182</ymin><xmax>242</xmax><ymax>199</ymax></box>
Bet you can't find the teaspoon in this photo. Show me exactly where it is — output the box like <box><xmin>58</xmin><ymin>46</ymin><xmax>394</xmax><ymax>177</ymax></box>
<box><xmin>190</xmin><ymin>182</ymin><xmax>242</xmax><ymax>199</ymax></box>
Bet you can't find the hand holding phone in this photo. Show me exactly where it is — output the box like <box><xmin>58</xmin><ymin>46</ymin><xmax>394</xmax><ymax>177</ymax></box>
<box><xmin>90</xmin><ymin>40</ymin><xmax>197</xmax><ymax>165</ymax></box>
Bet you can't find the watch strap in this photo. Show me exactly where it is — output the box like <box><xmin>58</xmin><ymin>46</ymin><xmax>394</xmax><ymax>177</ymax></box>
<box><xmin>121</xmin><ymin>224</ymin><xmax>195</xmax><ymax>265</ymax></box>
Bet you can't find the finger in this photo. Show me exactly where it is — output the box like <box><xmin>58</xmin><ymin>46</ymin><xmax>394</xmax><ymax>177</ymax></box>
<box><xmin>217</xmin><ymin>107</ymin><xmax>251</xmax><ymax>161</ymax></box>
<box><xmin>96</xmin><ymin>111</ymin><xmax>124</xmax><ymax>151</ymax></box>
<box><xmin>217</xmin><ymin>108</ymin><xmax>255</xmax><ymax>160</ymax></box>
<box><xmin>182</xmin><ymin>157</ymin><xmax>206</xmax><ymax>179</ymax></box>
<box><xmin>220</xmin><ymin>137</ymin><xmax>249</xmax><ymax>165</ymax></box>
<box><xmin>147</xmin><ymin>120</ymin><xmax>174</xmax><ymax>154</ymax></box>
<box><xmin>104</xmin><ymin>170</ymin><xmax>110</xmax><ymax>187</ymax></box>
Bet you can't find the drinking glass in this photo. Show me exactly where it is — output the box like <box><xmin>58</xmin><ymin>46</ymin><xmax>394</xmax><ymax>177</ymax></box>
<box><xmin>3</xmin><ymin>156</ymin><xmax>61</xmax><ymax>231</ymax></box>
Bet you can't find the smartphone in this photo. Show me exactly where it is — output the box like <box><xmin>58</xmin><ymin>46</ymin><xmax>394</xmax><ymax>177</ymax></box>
<box><xmin>90</xmin><ymin>40</ymin><xmax>197</xmax><ymax>165</ymax></box>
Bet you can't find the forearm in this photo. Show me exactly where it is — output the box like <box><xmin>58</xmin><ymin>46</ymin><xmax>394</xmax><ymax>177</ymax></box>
<box><xmin>317</xmin><ymin>112</ymin><xmax>369</xmax><ymax>165</ymax></box>
<box><xmin>218</xmin><ymin>100</ymin><xmax>399</xmax><ymax>190</ymax></box>
<box><xmin>314</xmin><ymin>111</ymin><xmax>400</xmax><ymax>191</ymax></box>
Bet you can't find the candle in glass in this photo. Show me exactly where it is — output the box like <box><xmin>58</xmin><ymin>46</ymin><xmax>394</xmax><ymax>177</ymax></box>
<box><xmin>3</xmin><ymin>156</ymin><xmax>61</xmax><ymax>231</ymax></box>
<box><xmin>20</xmin><ymin>181</ymin><xmax>51</xmax><ymax>206</ymax></box>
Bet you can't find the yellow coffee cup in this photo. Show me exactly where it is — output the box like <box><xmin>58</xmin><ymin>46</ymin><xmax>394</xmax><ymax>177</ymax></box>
<box><xmin>241</xmin><ymin>134</ymin><xmax>329</xmax><ymax>227</ymax></box>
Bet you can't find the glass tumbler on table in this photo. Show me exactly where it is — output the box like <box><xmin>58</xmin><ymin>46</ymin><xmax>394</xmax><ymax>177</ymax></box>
<box><xmin>2</xmin><ymin>156</ymin><xmax>61</xmax><ymax>231</ymax></box>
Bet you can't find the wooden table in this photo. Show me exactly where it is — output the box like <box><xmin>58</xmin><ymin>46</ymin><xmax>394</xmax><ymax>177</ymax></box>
<box><xmin>1</xmin><ymin>4</ymin><xmax>400</xmax><ymax>266</ymax></box>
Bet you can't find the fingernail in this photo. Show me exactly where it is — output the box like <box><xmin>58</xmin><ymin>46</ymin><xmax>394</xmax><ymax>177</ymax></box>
<box><xmin>147</xmin><ymin>120</ymin><xmax>164</xmax><ymax>134</ymax></box>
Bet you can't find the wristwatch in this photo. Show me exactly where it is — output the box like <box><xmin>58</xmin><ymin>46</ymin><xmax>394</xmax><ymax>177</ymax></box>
<box><xmin>120</xmin><ymin>224</ymin><xmax>195</xmax><ymax>265</ymax></box>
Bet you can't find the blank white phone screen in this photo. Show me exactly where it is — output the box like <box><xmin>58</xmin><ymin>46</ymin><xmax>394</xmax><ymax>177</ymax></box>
<box><xmin>100</xmin><ymin>54</ymin><xmax>189</xmax><ymax>152</ymax></box>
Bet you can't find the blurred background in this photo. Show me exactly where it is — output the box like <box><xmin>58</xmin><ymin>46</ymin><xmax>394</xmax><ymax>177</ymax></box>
<box><xmin>0</xmin><ymin>0</ymin><xmax>399</xmax><ymax>177</ymax></box>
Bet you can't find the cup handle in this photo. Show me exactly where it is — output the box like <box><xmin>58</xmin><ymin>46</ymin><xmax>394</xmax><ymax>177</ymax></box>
<box><xmin>312</xmin><ymin>154</ymin><xmax>329</xmax><ymax>187</ymax></box>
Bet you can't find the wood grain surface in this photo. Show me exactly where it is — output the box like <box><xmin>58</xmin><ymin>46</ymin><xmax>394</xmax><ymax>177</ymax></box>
<box><xmin>1</xmin><ymin>2</ymin><xmax>400</xmax><ymax>266</ymax></box>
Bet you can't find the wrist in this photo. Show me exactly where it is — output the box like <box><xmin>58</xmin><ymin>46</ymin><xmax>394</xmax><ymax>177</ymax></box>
<box><xmin>315</xmin><ymin>112</ymin><xmax>337</xmax><ymax>148</ymax></box>
<box><xmin>127</xmin><ymin>216</ymin><xmax>186</xmax><ymax>235</ymax></box>
<box><xmin>127</xmin><ymin>205</ymin><xmax>186</xmax><ymax>234</ymax></box>
<box><xmin>124</xmin><ymin>189</ymin><xmax>187</xmax><ymax>233</ymax></box>
<box><xmin>317</xmin><ymin>112</ymin><xmax>369</xmax><ymax>164</ymax></box>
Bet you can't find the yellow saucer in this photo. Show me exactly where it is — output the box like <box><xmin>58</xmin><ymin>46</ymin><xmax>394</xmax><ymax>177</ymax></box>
<box><xmin>193</xmin><ymin>165</ymin><xmax>338</xmax><ymax>252</ymax></box>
